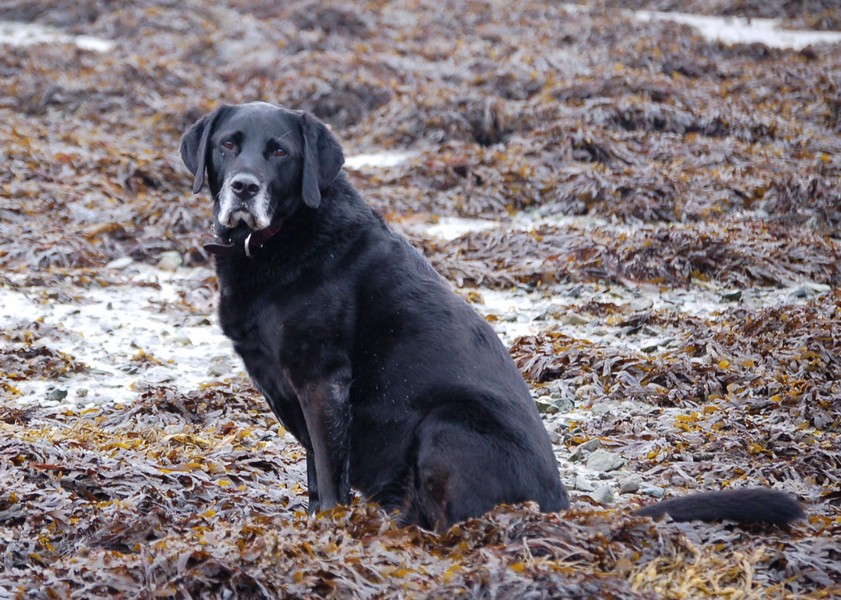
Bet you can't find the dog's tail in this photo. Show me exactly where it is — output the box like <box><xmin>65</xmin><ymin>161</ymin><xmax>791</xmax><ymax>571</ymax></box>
<box><xmin>633</xmin><ymin>488</ymin><xmax>803</xmax><ymax>526</ymax></box>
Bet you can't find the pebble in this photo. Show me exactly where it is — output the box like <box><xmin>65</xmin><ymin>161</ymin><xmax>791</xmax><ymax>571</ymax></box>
<box><xmin>574</xmin><ymin>384</ymin><xmax>596</xmax><ymax>399</ymax></box>
<box><xmin>562</xmin><ymin>312</ymin><xmax>589</xmax><ymax>326</ymax></box>
<box><xmin>641</xmin><ymin>486</ymin><xmax>665</xmax><ymax>499</ymax></box>
<box><xmin>207</xmin><ymin>355</ymin><xmax>234</xmax><ymax>378</ymax></box>
<box><xmin>145</xmin><ymin>366</ymin><xmax>176</xmax><ymax>383</ymax></box>
<box><xmin>45</xmin><ymin>388</ymin><xmax>68</xmax><ymax>403</ymax></box>
<box><xmin>569</xmin><ymin>438</ymin><xmax>601</xmax><ymax>462</ymax></box>
<box><xmin>618</xmin><ymin>477</ymin><xmax>641</xmax><ymax>494</ymax></box>
<box><xmin>586</xmin><ymin>449</ymin><xmax>625</xmax><ymax>472</ymax></box>
<box><xmin>629</xmin><ymin>297</ymin><xmax>653</xmax><ymax>311</ymax></box>
<box><xmin>590</xmin><ymin>402</ymin><xmax>614</xmax><ymax>416</ymax></box>
<box><xmin>535</xmin><ymin>395</ymin><xmax>560</xmax><ymax>415</ymax></box>
<box><xmin>105</xmin><ymin>256</ymin><xmax>133</xmax><ymax>270</ymax></box>
<box><xmin>574</xmin><ymin>475</ymin><xmax>595</xmax><ymax>492</ymax></box>
<box><xmin>591</xmin><ymin>484</ymin><xmax>614</xmax><ymax>505</ymax></box>
<box><xmin>157</xmin><ymin>251</ymin><xmax>183</xmax><ymax>272</ymax></box>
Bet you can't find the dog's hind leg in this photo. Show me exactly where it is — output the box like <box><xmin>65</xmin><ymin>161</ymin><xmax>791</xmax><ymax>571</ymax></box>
<box><xmin>407</xmin><ymin>405</ymin><xmax>567</xmax><ymax>530</ymax></box>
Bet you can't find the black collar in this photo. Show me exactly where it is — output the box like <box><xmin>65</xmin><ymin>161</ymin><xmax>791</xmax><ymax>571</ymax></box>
<box><xmin>203</xmin><ymin>220</ymin><xmax>284</xmax><ymax>258</ymax></box>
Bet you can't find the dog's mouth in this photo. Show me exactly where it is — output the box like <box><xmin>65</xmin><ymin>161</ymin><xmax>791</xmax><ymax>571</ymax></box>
<box><xmin>216</xmin><ymin>181</ymin><xmax>274</xmax><ymax>231</ymax></box>
<box><xmin>221</xmin><ymin>208</ymin><xmax>261</xmax><ymax>230</ymax></box>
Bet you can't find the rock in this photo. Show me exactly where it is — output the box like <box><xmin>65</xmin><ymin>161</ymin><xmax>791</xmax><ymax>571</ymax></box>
<box><xmin>553</xmin><ymin>396</ymin><xmax>575</xmax><ymax>413</ymax></box>
<box><xmin>640</xmin><ymin>340</ymin><xmax>660</xmax><ymax>353</ymax></box>
<box><xmin>535</xmin><ymin>393</ymin><xmax>574</xmax><ymax>415</ymax></box>
<box><xmin>105</xmin><ymin>256</ymin><xmax>133</xmax><ymax>270</ymax></box>
<box><xmin>579</xmin><ymin>438</ymin><xmax>602</xmax><ymax>452</ymax></box>
<box><xmin>145</xmin><ymin>366</ymin><xmax>176</xmax><ymax>384</ymax></box>
<box><xmin>788</xmin><ymin>283</ymin><xmax>829</xmax><ymax>300</ymax></box>
<box><xmin>157</xmin><ymin>251</ymin><xmax>183</xmax><ymax>271</ymax></box>
<box><xmin>535</xmin><ymin>395</ymin><xmax>560</xmax><ymax>414</ymax></box>
<box><xmin>569</xmin><ymin>438</ymin><xmax>601</xmax><ymax>462</ymax></box>
<box><xmin>574</xmin><ymin>474</ymin><xmax>595</xmax><ymax>492</ymax></box>
<box><xmin>586</xmin><ymin>449</ymin><xmax>625</xmax><ymax>472</ymax></box>
<box><xmin>45</xmin><ymin>388</ymin><xmax>68</xmax><ymax>402</ymax></box>
<box><xmin>562</xmin><ymin>312</ymin><xmax>589</xmax><ymax>326</ymax></box>
<box><xmin>207</xmin><ymin>355</ymin><xmax>234</xmax><ymax>378</ymax></box>
<box><xmin>618</xmin><ymin>477</ymin><xmax>641</xmax><ymax>494</ymax></box>
<box><xmin>641</xmin><ymin>486</ymin><xmax>665</xmax><ymax>499</ymax></box>
<box><xmin>75</xmin><ymin>388</ymin><xmax>88</xmax><ymax>398</ymax></box>
<box><xmin>721</xmin><ymin>289</ymin><xmax>742</xmax><ymax>301</ymax></box>
<box><xmin>629</xmin><ymin>297</ymin><xmax>653</xmax><ymax>312</ymax></box>
<box><xmin>590</xmin><ymin>401</ymin><xmax>613</xmax><ymax>416</ymax></box>
<box><xmin>591</xmin><ymin>484</ymin><xmax>614</xmax><ymax>505</ymax></box>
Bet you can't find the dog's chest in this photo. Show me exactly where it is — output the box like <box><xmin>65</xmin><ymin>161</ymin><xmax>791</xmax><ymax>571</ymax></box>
<box><xmin>217</xmin><ymin>288</ymin><xmax>284</xmax><ymax>355</ymax></box>
<box><xmin>216</xmin><ymin>278</ymin><xmax>346</xmax><ymax>377</ymax></box>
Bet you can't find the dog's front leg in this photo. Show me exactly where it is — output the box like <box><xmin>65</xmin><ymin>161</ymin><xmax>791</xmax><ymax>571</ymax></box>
<box><xmin>299</xmin><ymin>369</ymin><xmax>352</xmax><ymax>512</ymax></box>
<box><xmin>306</xmin><ymin>453</ymin><xmax>320</xmax><ymax>515</ymax></box>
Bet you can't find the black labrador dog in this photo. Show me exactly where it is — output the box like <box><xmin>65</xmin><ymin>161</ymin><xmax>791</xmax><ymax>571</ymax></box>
<box><xmin>181</xmin><ymin>102</ymin><xmax>802</xmax><ymax>530</ymax></box>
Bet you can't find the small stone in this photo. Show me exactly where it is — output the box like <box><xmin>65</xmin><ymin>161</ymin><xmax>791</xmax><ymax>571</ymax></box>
<box><xmin>535</xmin><ymin>395</ymin><xmax>560</xmax><ymax>415</ymax></box>
<box><xmin>207</xmin><ymin>355</ymin><xmax>234</xmax><ymax>378</ymax></box>
<box><xmin>640</xmin><ymin>341</ymin><xmax>660</xmax><ymax>353</ymax></box>
<box><xmin>553</xmin><ymin>396</ymin><xmax>575</xmax><ymax>413</ymax></box>
<box><xmin>562</xmin><ymin>312</ymin><xmax>588</xmax><ymax>326</ymax></box>
<box><xmin>641</xmin><ymin>486</ymin><xmax>665</xmax><ymax>499</ymax></box>
<box><xmin>569</xmin><ymin>438</ymin><xmax>601</xmax><ymax>462</ymax></box>
<box><xmin>157</xmin><ymin>251</ymin><xmax>183</xmax><ymax>272</ymax></box>
<box><xmin>574</xmin><ymin>475</ymin><xmax>595</xmax><ymax>492</ymax></box>
<box><xmin>591</xmin><ymin>484</ymin><xmax>614</xmax><ymax>505</ymax></box>
<box><xmin>75</xmin><ymin>388</ymin><xmax>88</xmax><ymax>398</ymax></box>
<box><xmin>590</xmin><ymin>402</ymin><xmax>613</xmax><ymax>416</ymax></box>
<box><xmin>619</xmin><ymin>478</ymin><xmax>641</xmax><ymax>494</ymax></box>
<box><xmin>45</xmin><ymin>388</ymin><xmax>68</xmax><ymax>403</ymax></box>
<box><xmin>172</xmin><ymin>336</ymin><xmax>193</xmax><ymax>346</ymax></box>
<box><xmin>579</xmin><ymin>438</ymin><xmax>601</xmax><ymax>452</ymax></box>
<box><xmin>145</xmin><ymin>367</ymin><xmax>176</xmax><ymax>384</ymax></box>
<box><xmin>105</xmin><ymin>256</ymin><xmax>133</xmax><ymax>270</ymax></box>
<box><xmin>629</xmin><ymin>297</ymin><xmax>653</xmax><ymax>312</ymax></box>
<box><xmin>721</xmin><ymin>289</ymin><xmax>742</xmax><ymax>301</ymax></box>
<box><xmin>586</xmin><ymin>449</ymin><xmax>625</xmax><ymax>472</ymax></box>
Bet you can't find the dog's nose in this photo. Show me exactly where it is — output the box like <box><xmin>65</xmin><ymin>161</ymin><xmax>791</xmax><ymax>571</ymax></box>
<box><xmin>230</xmin><ymin>173</ymin><xmax>261</xmax><ymax>200</ymax></box>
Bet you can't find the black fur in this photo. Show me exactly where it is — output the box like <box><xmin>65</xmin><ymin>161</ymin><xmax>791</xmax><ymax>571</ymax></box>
<box><xmin>634</xmin><ymin>488</ymin><xmax>804</xmax><ymax>526</ymax></box>
<box><xmin>181</xmin><ymin>102</ymin><xmax>802</xmax><ymax>530</ymax></box>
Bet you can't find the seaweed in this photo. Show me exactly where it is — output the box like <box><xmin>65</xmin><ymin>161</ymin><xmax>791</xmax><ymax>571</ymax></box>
<box><xmin>1</xmin><ymin>0</ymin><xmax>839</xmax><ymax>596</ymax></box>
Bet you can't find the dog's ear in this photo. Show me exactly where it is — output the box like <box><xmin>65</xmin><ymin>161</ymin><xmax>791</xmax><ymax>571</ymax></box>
<box><xmin>300</xmin><ymin>113</ymin><xmax>345</xmax><ymax>209</ymax></box>
<box><xmin>180</xmin><ymin>107</ymin><xmax>226</xmax><ymax>194</ymax></box>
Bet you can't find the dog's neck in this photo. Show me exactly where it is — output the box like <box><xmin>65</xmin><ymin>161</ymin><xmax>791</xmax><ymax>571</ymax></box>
<box><xmin>204</xmin><ymin>219</ymin><xmax>285</xmax><ymax>258</ymax></box>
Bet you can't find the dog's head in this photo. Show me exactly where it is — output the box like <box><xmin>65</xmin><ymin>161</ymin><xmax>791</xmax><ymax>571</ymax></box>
<box><xmin>180</xmin><ymin>102</ymin><xmax>344</xmax><ymax>232</ymax></box>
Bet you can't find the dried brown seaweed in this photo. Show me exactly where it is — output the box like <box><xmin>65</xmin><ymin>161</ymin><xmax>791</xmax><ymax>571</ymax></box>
<box><xmin>1</xmin><ymin>0</ymin><xmax>840</xmax><ymax>597</ymax></box>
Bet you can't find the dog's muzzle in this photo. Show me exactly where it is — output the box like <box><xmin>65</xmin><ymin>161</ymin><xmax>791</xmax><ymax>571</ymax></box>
<box><xmin>217</xmin><ymin>174</ymin><xmax>273</xmax><ymax>230</ymax></box>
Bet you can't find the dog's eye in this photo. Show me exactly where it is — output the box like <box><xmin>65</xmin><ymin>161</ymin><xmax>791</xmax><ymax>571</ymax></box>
<box><xmin>273</xmin><ymin>148</ymin><xmax>287</xmax><ymax>158</ymax></box>
<box><xmin>222</xmin><ymin>140</ymin><xmax>236</xmax><ymax>151</ymax></box>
